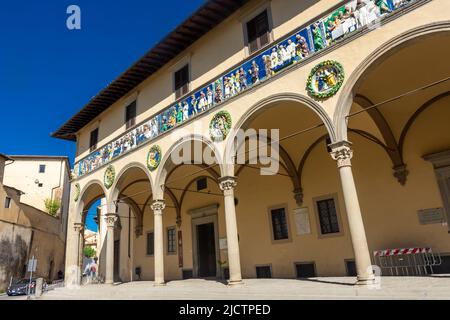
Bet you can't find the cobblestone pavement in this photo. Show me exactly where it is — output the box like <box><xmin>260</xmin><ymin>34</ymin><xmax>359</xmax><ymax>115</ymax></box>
<box><xmin>38</xmin><ymin>276</ymin><xmax>450</xmax><ymax>300</ymax></box>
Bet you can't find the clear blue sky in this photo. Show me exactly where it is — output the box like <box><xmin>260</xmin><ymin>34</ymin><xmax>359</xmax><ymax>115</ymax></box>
<box><xmin>0</xmin><ymin>0</ymin><xmax>205</xmax><ymax>231</ymax></box>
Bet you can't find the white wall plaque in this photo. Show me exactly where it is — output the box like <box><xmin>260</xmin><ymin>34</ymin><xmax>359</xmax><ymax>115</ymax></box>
<box><xmin>294</xmin><ymin>207</ymin><xmax>311</xmax><ymax>235</ymax></box>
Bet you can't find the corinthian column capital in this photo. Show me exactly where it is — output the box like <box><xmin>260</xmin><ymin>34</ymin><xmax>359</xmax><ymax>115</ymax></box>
<box><xmin>74</xmin><ymin>222</ymin><xmax>84</xmax><ymax>233</ymax></box>
<box><xmin>105</xmin><ymin>213</ymin><xmax>118</xmax><ymax>228</ymax></box>
<box><xmin>151</xmin><ymin>200</ymin><xmax>166</xmax><ymax>214</ymax></box>
<box><xmin>219</xmin><ymin>176</ymin><xmax>237</xmax><ymax>192</ymax></box>
<box><xmin>330</xmin><ymin>141</ymin><xmax>353</xmax><ymax>168</ymax></box>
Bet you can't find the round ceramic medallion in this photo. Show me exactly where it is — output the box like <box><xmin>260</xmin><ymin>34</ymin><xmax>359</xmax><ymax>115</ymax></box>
<box><xmin>104</xmin><ymin>165</ymin><xmax>116</xmax><ymax>190</ymax></box>
<box><xmin>306</xmin><ymin>60</ymin><xmax>345</xmax><ymax>100</ymax></box>
<box><xmin>209</xmin><ymin>110</ymin><xmax>232</xmax><ymax>142</ymax></box>
<box><xmin>147</xmin><ymin>145</ymin><xmax>162</xmax><ymax>172</ymax></box>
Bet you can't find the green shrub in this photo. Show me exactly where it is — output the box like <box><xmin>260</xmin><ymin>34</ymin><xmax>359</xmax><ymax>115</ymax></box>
<box><xmin>84</xmin><ymin>246</ymin><xmax>96</xmax><ymax>258</ymax></box>
<box><xmin>44</xmin><ymin>199</ymin><xmax>61</xmax><ymax>217</ymax></box>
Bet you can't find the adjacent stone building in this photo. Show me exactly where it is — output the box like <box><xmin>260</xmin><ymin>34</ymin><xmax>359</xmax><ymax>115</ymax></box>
<box><xmin>0</xmin><ymin>154</ymin><xmax>70</xmax><ymax>291</ymax></box>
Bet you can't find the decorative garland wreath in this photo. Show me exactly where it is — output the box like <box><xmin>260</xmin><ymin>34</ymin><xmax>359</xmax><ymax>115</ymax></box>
<box><xmin>104</xmin><ymin>165</ymin><xmax>116</xmax><ymax>190</ymax></box>
<box><xmin>306</xmin><ymin>60</ymin><xmax>345</xmax><ymax>100</ymax></box>
<box><xmin>209</xmin><ymin>110</ymin><xmax>232</xmax><ymax>142</ymax></box>
<box><xmin>74</xmin><ymin>183</ymin><xmax>81</xmax><ymax>202</ymax></box>
<box><xmin>147</xmin><ymin>145</ymin><xmax>162</xmax><ymax>172</ymax></box>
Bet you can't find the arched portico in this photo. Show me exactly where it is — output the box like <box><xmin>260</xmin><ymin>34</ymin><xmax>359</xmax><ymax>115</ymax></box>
<box><xmin>334</xmin><ymin>22</ymin><xmax>450</xmax><ymax>141</ymax></box>
<box><xmin>65</xmin><ymin>180</ymin><xmax>108</xmax><ymax>287</ymax></box>
<box><xmin>329</xmin><ymin>22</ymin><xmax>450</xmax><ymax>280</ymax></box>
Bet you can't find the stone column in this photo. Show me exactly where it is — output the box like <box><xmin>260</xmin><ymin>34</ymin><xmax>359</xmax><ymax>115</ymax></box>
<box><xmin>71</xmin><ymin>222</ymin><xmax>84</xmax><ymax>286</ymax></box>
<box><xmin>330</xmin><ymin>141</ymin><xmax>375</xmax><ymax>285</ymax></box>
<box><xmin>151</xmin><ymin>200</ymin><xmax>166</xmax><ymax>286</ymax></box>
<box><xmin>219</xmin><ymin>176</ymin><xmax>243</xmax><ymax>286</ymax></box>
<box><xmin>105</xmin><ymin>213</ymin><xmax>118</xmax><ymax>284</ymax></box>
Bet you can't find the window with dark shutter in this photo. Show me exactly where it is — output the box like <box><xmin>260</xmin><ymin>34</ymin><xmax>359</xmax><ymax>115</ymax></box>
<box><xmin>246</xmin><ymin>10</ymin><xmax>271</xmax><ymax>54</ymax></box>
<box><xmin>296</xmin><ymin>263</ymin><xmax>316</xmax><ymax>278</ymax></box>
<box><xmin>90</xmin><ymin>128</ymin><xmax>99</xmax><ymax>152</ymax></box>
<box><xmin>125</xmin><ymin>102</ymin><xmax>136</xmax><ymax>129</ymax></box>
<box><xmin>147</xmin><ymin>232</ymin><xmax>154</xmax><ymax>256</ymax></box>
<box><xmin>174</xmin><ymin>65</ymin><xmax>189</xmax><ymax>99</ymax></box>
<box><xmin>270</xmin><ymin>208</ymin><xmax>289</xmax><ymax>240</ymax></box>
<box><xmin>256</xmin><ymin>266</ymin><xmax>272</xmax><ymax>278</ymax></box>
<box><xmin>167</xmin><ymin>227</ymin><xmax>176</xmax><ymax>254</ymax></box>
<box><xmin>4</xmin><ymin>197</ymin><xmax>11</xmax><ymax>209</ymax></box>
<box><xmin>39</xmin><ymin>164</ymin><xmax>46</xmax><ymax>173</ymax></box>
<box><xmin>196</xmin><ymin>177</ymin><xmax>207</xmax><ymax>191</ymax></box>
<box><xmin>317</xmin><ymin>198</ymin><xmax>340</xmax><ymax>235</ymax></box>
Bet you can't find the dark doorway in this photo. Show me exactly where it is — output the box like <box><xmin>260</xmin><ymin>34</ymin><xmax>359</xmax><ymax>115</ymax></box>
<box><xmin>48</xmin><ymin>260</ymin><xmax>54</xmax><ymax>281</ymax></box>
<box><xmin>196</xmin><ymin>223</ymin><xmax>216</xmax><ymax>277</ymax></box>
<box><xmin>114</xmin><ymin>240</ymin><xmax>120</xmax><ymax>282</ymax></box>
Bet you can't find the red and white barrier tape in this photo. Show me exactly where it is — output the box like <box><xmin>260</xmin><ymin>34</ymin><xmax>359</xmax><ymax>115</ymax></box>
<box><xmin>374</xmin><ymin>248</ymin><xmax>432</xmax><ymax>257</ymax></box>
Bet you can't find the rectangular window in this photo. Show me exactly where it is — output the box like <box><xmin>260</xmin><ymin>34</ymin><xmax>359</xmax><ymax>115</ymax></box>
<box><xmin>146</xmin><ymin>232</ymin><xmax>154</xmax><ymax>256</ymax></box>
<box><xmin>174</xmin><ymin>64</ymin><xmax>189</xmax><ymax>99</ymax></box>
<box><xmin>270</xmin><ymin>207</ymin><xmax>289</xmax><ymax>240</ymax></box>
<box><xmin>125</xmin><ymin>101</ymin><xmax>137</xmax><ymax>129</ymax></box>
<box><xmin>4</xmin><ymin>197</ymin><xmax>11</xmax><ymax>209</ymax></box>
<box><xmin>182</xmin><ymin>269</ymin><xmax>193</xmax><ymax>279</ymax></box>
<box><xmin>89</xmin><ymin>128</ymin><xmax>99</xmax><ymax>152</ymax></box>
<box><xmin>38</xmin><ymin>183</ymin><xmax>43</xmax><ymax>188</ymax></box>
<box><xmin>345</xmin><ymin>260</ymin><xmax>357</xmax><ymax>277</ymax></box>
<box><xmin>39</xmin><ymin>164</ymin><xmax>46</xmax><ymax>173</ymax></box>
<box><xmin>295</xmin><ymin>262</ymin><xmax>316</xmax><ymax>278</ymax></box>
<box><xmin>167</xmin><ymin>227</ymin><xmax>176</xmax><ymax>254</ymax></box>
<box><xmin>316</xmin><ymin>198</ymin><xmax>340</xmax><ymax>235</ymax></box>
<box><xmin>256</xmin><ymin>266</ymin><xmax>272</xmax><ymax>278</ymax></box>
<box><xmin>246</xmin><ymin>10</ymin><xmax>271</xmax><ymax>54</ymax></box>
<box><xmin>196</xmin><ymin>178</ymin><xmax>207</xmax><ymax>191</ymax></box>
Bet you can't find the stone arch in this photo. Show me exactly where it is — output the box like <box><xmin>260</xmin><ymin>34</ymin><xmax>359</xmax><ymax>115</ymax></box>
<box><xmin>108</xmin><ymin>162</ymin><xmax>154</xmax><ymax>237</ymax></box>
<box><xmin>154</xmin><ymin>133</ymin><xmax>225</xmax><ymax>199</ymax></box>
<box><xmin>224</xmin><ymin>92</ymin><xmax>336</xmax><ymax>169</ymax></box>
<box><xmin>76</xmin><ymin>179</ymin><xmax>108</xmax><ymax>224</ymax></box>
<box><xmin>110</xmin><ymin>161</ymin><xmax>153</xmax><ymax>202</ymax></box>
<box><xmin>398</xmin><ymin>91</ymin><xmax>450</xmax><ymax>159</ymax></box>
<box><xmin>334</xmin><ymin>22</ymin><xmax>450</xmax><ymax>141</ymax></box>
<box><xmin>232</xmin><ymin>131</ymin><xmax>302</xmax><ymax>205</ymax></box>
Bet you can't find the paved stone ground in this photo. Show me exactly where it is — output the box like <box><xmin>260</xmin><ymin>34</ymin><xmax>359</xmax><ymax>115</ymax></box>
<box><xmin>38</xmin><ymin>276</ymin><xmax>450</xmax><ymax>300</ymax></box>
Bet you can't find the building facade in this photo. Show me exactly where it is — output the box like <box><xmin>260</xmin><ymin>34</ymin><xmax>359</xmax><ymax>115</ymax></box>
<box><xmin>54</xmin><ymin>0</ymin><xmax>450</xmax><ymax>287</ymax></box>
<box><xmin>0</xmin><ymin>155</ymin><xmax>69</xmax><ymax>291</ymax></box>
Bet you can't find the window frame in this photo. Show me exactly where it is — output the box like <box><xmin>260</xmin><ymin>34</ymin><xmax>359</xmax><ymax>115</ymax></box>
<box><xmin>344</xmin><ymin>259</ymin><xmax>357</xmax><ymax>277</ymax></box>
<box><xmin>242</xmin><ymin>4</ymin><xmax>274</xmax><ymax>56</ymax></box>
<box><xmin>196</xmin><ymin>177</ymin><xmax>208</xmax><ymax>191</ymax></box>
<box><xmin>166</xmin><ymin>226</ymin><xmax>177</xmax><ymax>255</ymax></box>
<box><xmin>267</xmin><ymin>204</ymin><xmax>292</xmax><ymax>244</ymax></box>
<box><xmin>89</xmin><ymin>128</ymin><xmax>99</xmax><ymax>152</ymax></box>
<box><xmin>294</xmin><ymin>261</ymin><xmax>317</xmax><ymax>279</ymax></box>
<box><xmin>146</xmin><ymin>231</ymin><xmax>155</xmax><ymax>257</ymax></box>
<box><xmin>173</xmin><ymin>64</ymin><xmax>190</xmax><ymax>99</ymax></box>
<box><xmin>4</xmin><ymin>197</ymin><xmax>11</xmax><ymax>209</ymax></box>
<box><xmin>423</xmin><ymin>150</ymin><xmax>450</xmax><ymax>228</ymax></box>
<box><xmin>255</xmin><ymin>264</ymin><xmax>273</xmax><ymax>279</ymax></box>
<box><xmin>313</xmin><ymin>194</ymin><xmax>344</xmax><ymax>238</ymax></box>
<box><xmin>125</xmin><ymin>101</ymin><xmax>137</xmax><ymax>130</ymax></box>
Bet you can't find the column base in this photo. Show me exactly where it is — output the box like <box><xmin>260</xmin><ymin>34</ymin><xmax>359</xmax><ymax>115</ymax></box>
<box><xmin>227</xmin><ymin>280</ymin><xmax>244</xmax><ymax>287</ymax></box>
<box><xmin>153</xmin><ymin>282</ymin><xmax>166</xmax><ymax>287</ymax></box>
<box><xmin>355</xmin><ymin>275</ymin><xmax>376</xmax><ymax>286</ymax></box>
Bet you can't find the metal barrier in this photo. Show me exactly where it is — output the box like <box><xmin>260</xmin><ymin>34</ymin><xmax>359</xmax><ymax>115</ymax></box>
<box><xmin>373</xmin><ymin>247</ymin><xmax>442</xmax><ymax>276</ymax></box>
